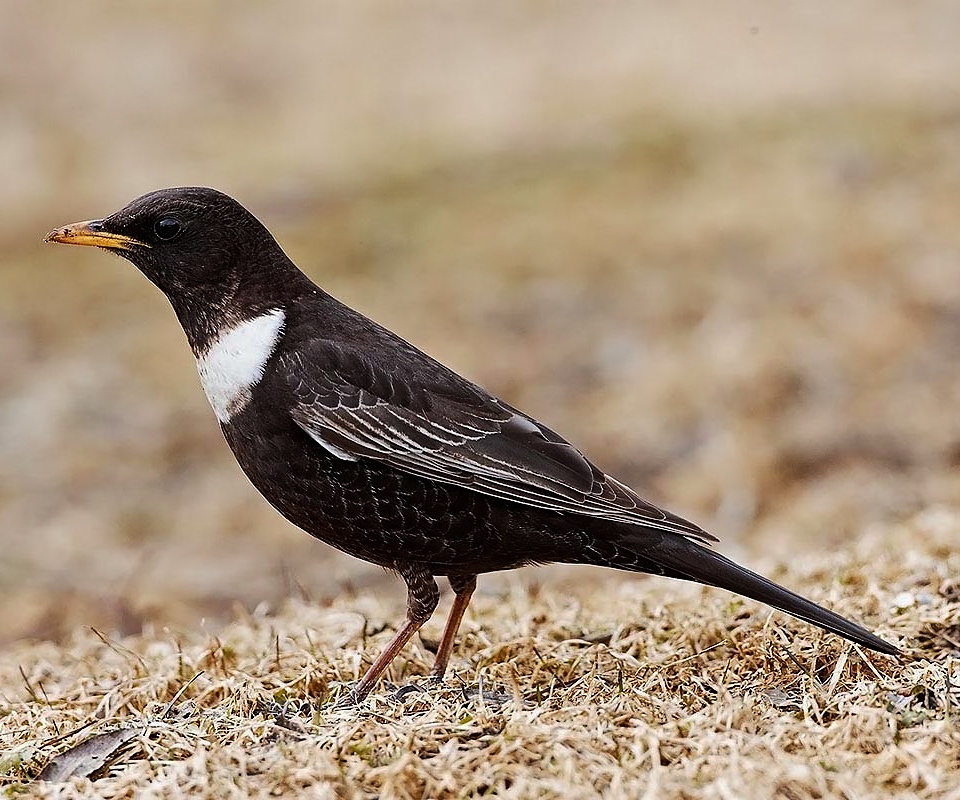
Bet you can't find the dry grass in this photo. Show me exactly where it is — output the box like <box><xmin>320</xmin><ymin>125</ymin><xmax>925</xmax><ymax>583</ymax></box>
<box><xmin>1</xmin><ymin>508</ymin><xmax>957</xmax><ymax>798</ymax></box>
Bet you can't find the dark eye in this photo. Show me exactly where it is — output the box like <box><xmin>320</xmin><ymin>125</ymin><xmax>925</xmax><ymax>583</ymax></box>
<box><xmin>154</xmin><ymin>218</ymin><xmax>182</xmax><ymax>241</ymax></box>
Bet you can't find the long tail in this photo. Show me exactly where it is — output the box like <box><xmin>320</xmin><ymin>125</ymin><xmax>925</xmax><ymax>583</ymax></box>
<box><xmin>613</xmin><ymin>531</ymin><xmax>901</xmax><ymax>656</ymax></box>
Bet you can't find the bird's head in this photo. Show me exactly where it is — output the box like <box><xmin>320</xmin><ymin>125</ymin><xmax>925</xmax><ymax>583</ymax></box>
<box><xmin>45</xmin><ymin>187</ymin><xmax>280</xmax><ymax>297</ymax></box>
<box><xmin>45</xmin><ymin>187</ymin><xmax>304</xmax><ymax>349</ymax></box>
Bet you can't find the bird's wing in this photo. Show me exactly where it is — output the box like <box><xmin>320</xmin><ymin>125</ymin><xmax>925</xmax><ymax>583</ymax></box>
<box><xmin>281</xmin><ymin>339</ymin><xmax>714</xmax><ymax>541</ymax></box>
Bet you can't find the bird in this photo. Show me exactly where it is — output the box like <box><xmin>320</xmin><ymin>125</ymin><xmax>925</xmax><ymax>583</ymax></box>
<box><xmin>45</xmin><ymin>187</ymin><xmax>900</xmax><ymax>702</ymax></box>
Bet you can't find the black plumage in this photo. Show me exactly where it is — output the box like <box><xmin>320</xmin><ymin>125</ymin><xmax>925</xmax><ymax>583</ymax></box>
<box><xmin>45</xmin><ymin>187</ymin><xmax>900</xmax><ymax>702</ymax></box>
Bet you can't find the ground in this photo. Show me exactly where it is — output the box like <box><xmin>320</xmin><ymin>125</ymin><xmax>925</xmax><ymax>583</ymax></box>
<box><xmin>1</xmin><ymin>2</ymin><xmax>959</xmax><ymax>797</ymax></box>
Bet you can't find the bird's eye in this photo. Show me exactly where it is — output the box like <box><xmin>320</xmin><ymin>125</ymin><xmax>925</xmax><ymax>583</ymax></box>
<box><xmin>154</xmin><ymin>218</ymin><xmax>182</xmax><ymax>241</ymax></box>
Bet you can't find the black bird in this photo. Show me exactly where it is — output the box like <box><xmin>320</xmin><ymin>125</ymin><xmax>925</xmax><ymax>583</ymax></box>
<box><xmin>45</xmin><ymin>187</ymin><xmax>900</xmax><ymax>702</ymax></box>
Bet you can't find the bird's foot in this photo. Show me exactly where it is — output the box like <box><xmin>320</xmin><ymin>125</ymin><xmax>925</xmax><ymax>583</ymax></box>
<box><xmin>432</xmin><ymin>672</ymin><xmax>515</xmax><ymax>706</ymax></box>
<box><xmin>459</xmin><ymin>686</ymin><xmax>513</xmax><ymax>706</ymax></box>
<box><xmin>328</xmin><ymin>680</ymin><xmax>425</xmax><ymax>708</ymax></box>
<box><xmin>327</xmin><ymin>676</ymin><xmax>514</xmax><ymax>709</ymax></box>
<box><xmin>331</xmin><ymin>688</ymin><xmax>363</xmax><ymax>709</ymax></box>
<box><xmin>391</xmin><ymin>682</ymin><xmax>430</xmax><ymax>702</ymax></box>
<box><xmin>334</xmin><ymin>679</ymin><xmax>442</xmax><ymax>707</ymax></box>
<box><xmin>256</xmin><ymin>699</ymin><xmax>314</xmax><ymax>733</ymax></box>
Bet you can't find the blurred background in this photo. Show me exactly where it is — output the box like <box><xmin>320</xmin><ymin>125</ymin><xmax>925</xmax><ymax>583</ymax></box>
<box><xmin>2</xmin><ymin>1</ymin><xmax>960</xmax><ymax>642</ymax></box>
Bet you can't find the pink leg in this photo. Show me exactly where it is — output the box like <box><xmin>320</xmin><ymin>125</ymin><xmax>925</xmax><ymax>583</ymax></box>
<box><xmin>431</xmin><ymin>575</ymin><xmax>477</xmax><ymax>680</ymax></box>
<box><xmin>348</xmin><ymin>564</ymin><xmax>439</xmax><ymax>704</ymax></box>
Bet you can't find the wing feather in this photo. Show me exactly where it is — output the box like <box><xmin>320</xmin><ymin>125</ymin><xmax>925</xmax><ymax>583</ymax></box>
<box><xmin>281</xmin><ymin>342</ymin><xmax>714</xmax><ymax>542</ymax></box>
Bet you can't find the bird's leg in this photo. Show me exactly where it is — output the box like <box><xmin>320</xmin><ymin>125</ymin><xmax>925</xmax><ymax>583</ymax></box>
<box><xmin>430</xmin><ymin>574</ymin><xmax>477</xmax><ymax>680</ymax></box>
<box><xmin>349</xmin><ymin>564</ymin><xmax>439</xmax><ymax>704</ymax></box>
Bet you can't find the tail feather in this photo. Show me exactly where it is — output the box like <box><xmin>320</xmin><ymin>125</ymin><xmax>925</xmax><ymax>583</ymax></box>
<box><xmin>636</xmin><ymin>535</ymin><xmax>901</xmax><ymax>656</ymax></box>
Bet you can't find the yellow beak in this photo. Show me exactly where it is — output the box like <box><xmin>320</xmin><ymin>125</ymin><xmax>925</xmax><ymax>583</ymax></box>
<box><xmin>44</xmin><ymin>220</ymin><xmax>148</xmax><ymax>251</ymax></box>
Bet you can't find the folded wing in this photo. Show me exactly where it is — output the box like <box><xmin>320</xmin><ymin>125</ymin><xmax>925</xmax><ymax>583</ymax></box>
<box><xmin>281</xmin><ymin>340</ymin><xmax>713</xmax><ymax>542</ymax></box>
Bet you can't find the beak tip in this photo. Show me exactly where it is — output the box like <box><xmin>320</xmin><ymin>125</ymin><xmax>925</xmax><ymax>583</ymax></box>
<box><xmin>44</xmin><ymin>226</ymin><xmax>76</xmax><ymax>244</ymax></box>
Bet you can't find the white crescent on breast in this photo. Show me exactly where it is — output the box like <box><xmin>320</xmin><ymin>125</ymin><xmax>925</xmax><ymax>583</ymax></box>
<box><xmin>196</xmin><ymin>309</ymin><xmax>286</xmax><ymax>423</ymax></box>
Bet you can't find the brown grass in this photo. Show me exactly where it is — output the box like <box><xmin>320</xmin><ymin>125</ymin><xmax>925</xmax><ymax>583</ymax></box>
<box><xmin>2</xmin><ymin>509</ymin><xmax>957</xmax><ymax>798</ymax></box>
